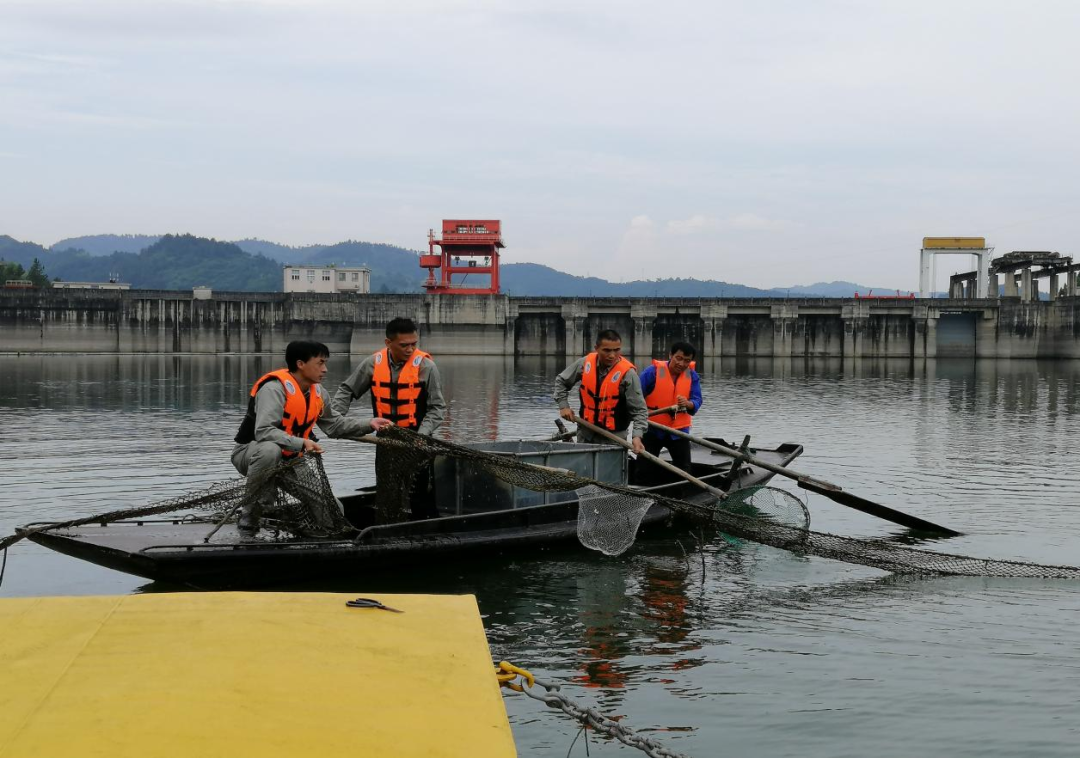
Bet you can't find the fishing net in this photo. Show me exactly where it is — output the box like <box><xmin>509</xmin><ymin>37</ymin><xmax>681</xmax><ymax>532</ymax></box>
<box><xmin>255</xmin><ymin>455</ymin><xmax>353</xmax><ymax>537</ymax></box>
<box><xmin>707</xmin><ymin>516</ymin><xmax>1080</xmax><ymax>579</ymax></box>
<box><xmin>0</xmin><ymin>453</ymin><xmax>349</xmax><ymax>554</ymax></box>
<box><xmin>368</xmin><ymin>427</ymin><xmax>1080</xmax><ymax>580</ymax></box>
<box><xmin>718</xmin><ymin>484</ymin><xmax>812</xmax><ymax>530</ymax></box>
<box><xmin>576</xmin><ymin>485</ymin><xmax>654</xmax><ymax>556</ymax></box>
<box><xmin>576</xmin><ymin>484</ymin><xmax>810</xmax><ymax>557</ymax></box>
<box><xmin>375</xmin><ymin>441</ymin><xmax>429</xmax><ymax>524</ymax></box>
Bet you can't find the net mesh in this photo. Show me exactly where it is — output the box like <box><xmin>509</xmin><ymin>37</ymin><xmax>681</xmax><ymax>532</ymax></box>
<box><xmin>576</xmin><ymin>485</ymin><xmax>655</xmax><ymax>556</ymax></box>
<box><xmin>5</xmin><ymin>425</ymin><xmax>1080</xmax><ymax>582</ymax></box>
<box><xmin>369</xmin><ymin>427</ymin><xmax>1080</xmax><ymax>580</ymax></box>
<box><xmin>576</xmin><ymin>484</ymin><xmax>811</xmax><ymax>557</ymax></box>
<box><xmin>375</xmin><ymin>440</ymin><xmax>429</xmax><ymax>524</ymax></box>
<box><xmin>0</xmin><ymin>453</ymin><xmax>349</xmax><ymax>553</ymax></box>
<box><xmin>259</xmin><ymin>455</ymin><xmax>353</xmax><ymax>537</ymax></box>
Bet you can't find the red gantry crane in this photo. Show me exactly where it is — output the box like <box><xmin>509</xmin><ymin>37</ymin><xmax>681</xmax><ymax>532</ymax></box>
<box><xmin>420</xmin><ymin>220</ymin><xmax>505</xmax><ymax>294</ymax></box>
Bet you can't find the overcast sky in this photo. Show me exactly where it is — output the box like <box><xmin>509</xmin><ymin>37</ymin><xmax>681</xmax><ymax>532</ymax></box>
<box><xmin>2</xmin><ymin>0</ymin><xmax>1079</xmax><ymax>289</ymax></box>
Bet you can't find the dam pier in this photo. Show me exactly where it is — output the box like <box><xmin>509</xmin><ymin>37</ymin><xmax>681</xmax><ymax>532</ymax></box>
<box><xmin>2</xmin><ymin>290</ymin><xmax>1080</xmax><ymax>359</ymax></box>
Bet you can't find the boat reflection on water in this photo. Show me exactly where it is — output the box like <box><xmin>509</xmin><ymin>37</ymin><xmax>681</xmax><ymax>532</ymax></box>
<box><xmin>573</xmin><ymin>561</ymin><xmax>633</xmax><ymax>690</ymax></box>
<box><xmin>574</xmin><ymin>553</ymin><xmax>706</xmax><ymax>690</ymax></box>
<box><xmin>635</xmin><ymin>557</ymin><xmax>704</xmax><ymax>673</ymax></box>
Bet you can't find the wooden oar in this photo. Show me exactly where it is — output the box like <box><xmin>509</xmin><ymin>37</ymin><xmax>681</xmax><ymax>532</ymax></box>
<box><xmin>571</xmin><ymin>415</ymin><xmax>728</xmax><ymax>501</ymax></box>
<box><xmin>647</xmin><ymin>420</ymin><xmax>961</xmax><ymax>536</ymax></box>
<box><xmin>648</xmin><ymin>405</ymin><xmax>679</xmax><ymax>417</ymax></box>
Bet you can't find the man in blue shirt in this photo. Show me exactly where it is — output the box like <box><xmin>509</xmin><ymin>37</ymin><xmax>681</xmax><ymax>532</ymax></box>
<box><xmin>638</xmin><ymin>341</ymin><xmax>703</xmax><ymax>483</ymax></box>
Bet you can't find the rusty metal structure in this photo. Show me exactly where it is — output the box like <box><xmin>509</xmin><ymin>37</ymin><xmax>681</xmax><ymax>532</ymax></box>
<box><xmin>420</xmin><ymin>220</ymin><xmax>505</xmax><ymax>295</ymax></box>
<box><xmin>949</xmin><ymin>250</ymin><xmax>1080</xmax><ymax>301</ymax></box>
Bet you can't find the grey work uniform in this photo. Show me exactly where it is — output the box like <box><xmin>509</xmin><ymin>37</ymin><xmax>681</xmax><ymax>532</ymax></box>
<box><xmin>553</xmin><ymin>357</ymin><xmax>648</xmax><ymax>445</ymax></box>
<box><xmin>333</xmin><ymin>350</ymin><xmax>446</xmax><ymax>519</ymax></box>
<box><xmin>331</xmin><ymin>351</ymin><xmax>446</xmax><ymax>435</ymax></box>
<box><xmin>231</xmin><ymin>381</ymin><xmax>375</xmax><ymax>532</ymax></box>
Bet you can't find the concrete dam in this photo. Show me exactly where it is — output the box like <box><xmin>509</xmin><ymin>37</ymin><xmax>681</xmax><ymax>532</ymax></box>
<box><xmin>2</xmin><ymin>289</ymin><xmax>1080</xmax><ymax>359</ymax></box>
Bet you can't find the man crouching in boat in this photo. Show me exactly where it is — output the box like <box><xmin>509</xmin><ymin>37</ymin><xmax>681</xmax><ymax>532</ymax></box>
<box><xmin>554</xmin><ymin>328</ymin><xmax>648</xmax><ymax>455</ymax></box>
<box><xmin>232</xmin><ymin>340</ymin><xmax>391</xmax><ymax>539</ymax></box>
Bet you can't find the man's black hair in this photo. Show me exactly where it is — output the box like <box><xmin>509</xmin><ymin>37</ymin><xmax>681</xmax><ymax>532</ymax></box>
<box><xmin>670</xmin><ymin>341</ymin><xmax>696</xmax><ymax>358</ymax></box>
<box><xmin>386</xmin><ymin>317</ymin><xmax>419</xmax><ymax>339</ymax></box>
<box><xmin>285</xmin><ymin>340</ymin><xmax>330</xmax><ymax>371</ymax></box>
<box><xmin>595</xmin><ymin>329</ymin><xmax>622</xmax><ymax>345</ymax></box>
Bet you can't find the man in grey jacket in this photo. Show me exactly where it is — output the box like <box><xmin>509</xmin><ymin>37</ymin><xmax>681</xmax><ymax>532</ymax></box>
<box><xmin>333</xmin><ymin>317</ymin><xmax>446</xmax><ymax>518</ymax></box>
<box><xmin>232</xmin><ymin>340</ymin><xmax>390</xmax><ymax>538</ymax></box>
<box><xmin>554</xmin><ymin>328</ymin><xmax>648</xmax><ymax>454</ymax></box>
<box><xmin>331</xmin><ymin>317</ymin><xmax>445</xmax><ymax>435</ymax></box>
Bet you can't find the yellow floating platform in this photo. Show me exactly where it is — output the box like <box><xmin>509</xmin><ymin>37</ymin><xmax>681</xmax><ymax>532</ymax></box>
<box><xmin>0</xmin><ymin>592</ymin><xmax>516</xmax><ymax>757</ymax></box>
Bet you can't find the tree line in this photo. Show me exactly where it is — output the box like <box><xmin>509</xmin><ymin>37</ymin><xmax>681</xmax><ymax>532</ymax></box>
<box><xmin>1</xmin><ymin>258</ymin><xmax>52</xmax><ymax>287</ymax></box>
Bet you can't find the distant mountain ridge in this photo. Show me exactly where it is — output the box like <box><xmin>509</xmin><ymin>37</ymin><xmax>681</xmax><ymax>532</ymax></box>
<box><xmin>1</xmin><ymin>233</ymin><xmax>911</xmax><ymax>296</ymax></box>
<box><xmin>773</xmin><ymin>281</ymin><xmax>913</xmax><ymax>298</ymax></box>
<box><xmin>232</xmin><ymin>238</ymin><xmax>328</xmax><ymax>261</ymax></box>
<box><xmin>51</xmin><ymin>234</ymin><xmax>162</xmax><ymax>256</ymax></box>
<box><xmin>499</xmin><ymin>263</ymin><xmax>777</xmax><ymax>297</ymax></box>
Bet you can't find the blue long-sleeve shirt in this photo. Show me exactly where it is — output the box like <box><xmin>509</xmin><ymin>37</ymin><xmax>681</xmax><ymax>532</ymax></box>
<box><xmin>639</xmin><ymin>362</ymin><xmax>703</xmax><ymax>439</ymax></box>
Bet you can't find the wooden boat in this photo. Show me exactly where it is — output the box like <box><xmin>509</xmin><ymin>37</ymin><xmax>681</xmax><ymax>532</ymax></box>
<box><xmin>19</xmin><ymin>437</ymin><xmax>803</xmax><ymax>588</ymax></box>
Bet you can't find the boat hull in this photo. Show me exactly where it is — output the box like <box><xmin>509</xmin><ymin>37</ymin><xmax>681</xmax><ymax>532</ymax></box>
<box><xmin>21</xmin><ymin>439</ymin><xmax>803</xmax><ymax>587</ymax></box>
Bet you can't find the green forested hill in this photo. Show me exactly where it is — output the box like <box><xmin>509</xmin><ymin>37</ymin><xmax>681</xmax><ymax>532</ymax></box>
<box><xmin>0</xmin><ymin>235</ymin><xmax>50</xmax><ymax>261</ymax></box>
<box><xmin>3</xmin><ymin>234</ymin><xmax>280</xmax><ymax>291</ymax></box>
<box><xmin>302</xmin><ymin>240</ymin><xmax>425</xmax><ymax>293</ymax></box>
<box><xmin>107</xmin><ymin>234</ymin><xmax>281</xmax><ymax>290</ymax></box>
<box><xmin>233</xmin><ymin>238</ymin><xmax>425</xmax><ymax>292</ymax></box>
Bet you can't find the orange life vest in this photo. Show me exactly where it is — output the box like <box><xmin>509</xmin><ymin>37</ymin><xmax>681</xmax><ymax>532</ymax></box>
<box><xmin>578</xmin><ymin>353</ymin><xmax>636</xmax><ymax>431</ymax></box>
<box><xmin>370</xmin><ymin>348</ymin><xmax>432</xmax><ymax>429</ymax></box>
<box><xmin>645</xmin><ymin>359</ymin><xmax>696</xmax><ymax>429</ymax></box>
<box><xmin>234</xmin><ymin>368</ymin><xmax>323</xmax><ymax>457</ymax></box>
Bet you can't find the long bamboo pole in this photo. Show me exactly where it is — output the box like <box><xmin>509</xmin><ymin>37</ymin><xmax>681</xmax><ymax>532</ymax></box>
<box><xmin>571</xmin><ymin>415</ymin><xmax>728</xmax><ymax>500</ymax></box>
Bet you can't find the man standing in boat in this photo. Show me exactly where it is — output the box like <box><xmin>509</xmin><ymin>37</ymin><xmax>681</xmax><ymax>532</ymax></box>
<box><xmin>232</xmin><ymin>340</ymin><xmax>391</xmax><ymax>539</ymax></box>
<box><xmin>638</xmin><ymin>341</ymin><xmax>702</xmax><ymax>482</ymax></box>
<box><xmin>332</xmin><ymin>317</ymin><xmax>446</xmax><ymax>435</ymax></box>
<box><xmin>554</xmin><ymin>328</ymin><xmax>648</xmax><ymax>455</ymax></box>
<box><xmin>332</xmin><ymin>317</ymin><xmax>446</xmax><ymax>518</ymax></box>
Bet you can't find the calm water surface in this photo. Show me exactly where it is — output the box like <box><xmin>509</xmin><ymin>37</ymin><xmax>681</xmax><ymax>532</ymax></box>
<box><xmin>2</xmin><ymin>355</ymin><xmax>1079</xmax><ymax>757</ymax></box>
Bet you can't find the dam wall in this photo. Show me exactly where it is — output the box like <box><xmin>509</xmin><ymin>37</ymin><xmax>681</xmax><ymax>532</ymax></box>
<box><xmin>2</xmin><ymin>290</ymin><xmax>1079</xmax><ymax>359</ymax></box>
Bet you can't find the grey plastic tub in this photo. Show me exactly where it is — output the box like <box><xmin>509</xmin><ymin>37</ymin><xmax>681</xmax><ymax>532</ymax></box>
<box><xmin>433</xmin><ymin>440</ymin><xmax>628</xmax><ymax>515</ymax></box>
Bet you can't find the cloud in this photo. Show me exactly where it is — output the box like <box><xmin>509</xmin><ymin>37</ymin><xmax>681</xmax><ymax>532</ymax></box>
<box><xmin>666</xmin><ymin>214</ymin><xmax>718</xmax><ymax>235</ymax></box>
<box><xmin>666</xmin><ymin>213</ymin><xmax>795</xmax><ymax>235</ymax></box>
<box><xmin>617</xmin><ymin>215</ymin><xmax>658</xmax><ymax>257</ymax></box>
<box><xmin>721</xmin><ymin>213</ymin><xmax>797</xmax><ymax>232</ymax></box>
